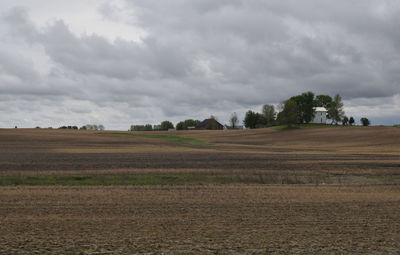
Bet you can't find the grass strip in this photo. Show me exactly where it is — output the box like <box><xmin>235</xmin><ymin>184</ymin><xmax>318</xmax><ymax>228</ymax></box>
<box><xmin>101</xmin><ymin>132</ymin><xmax>213</xmax><ymax>146</ymax></box>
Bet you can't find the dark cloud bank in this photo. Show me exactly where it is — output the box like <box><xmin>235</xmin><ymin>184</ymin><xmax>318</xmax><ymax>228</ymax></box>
<box><xmin>0</xmin><ymin>0</ymin><xmax>399</xmax><ymax>129</ymax></box>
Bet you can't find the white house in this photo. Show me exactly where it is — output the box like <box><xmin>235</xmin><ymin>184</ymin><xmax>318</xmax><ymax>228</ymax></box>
<box><xmin>312</xmin><ymin>107</ymin><xmax>327</xmax><ymax>124</ymax></box>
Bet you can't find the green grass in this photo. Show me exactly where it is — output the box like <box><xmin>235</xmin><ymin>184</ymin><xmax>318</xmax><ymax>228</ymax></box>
<box><xmin>101</xmin><ymin>132</ymin><xmax>213</xmax><ymax>146</ymax></box>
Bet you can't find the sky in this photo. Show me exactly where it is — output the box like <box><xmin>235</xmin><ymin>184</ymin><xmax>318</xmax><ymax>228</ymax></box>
<box><xmin>0</xmin><ymin>0</ymin><xmax>399</xmax><ymax>130</ymax></box>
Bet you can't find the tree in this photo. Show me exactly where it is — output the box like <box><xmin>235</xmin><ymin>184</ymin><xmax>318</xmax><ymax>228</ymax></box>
<box><xmin>290</xmin><ymin>91</ymin><xmax>315</xmax><ymax>123</ymax></box>
<box><xmin>98</xmin><ymin>124</ymin><xmax>105</xmax><ymax>131</ymax></box>
<box><xmin>244</xmin><ymin>110</ymin><xmax>258</xmax><ymax>129</ymax></box>
<box><xmin>160</xmin><ymin>120</ymin><xmax>174</xmax><ymax>130</ymax></box>
<box><xmin>185</xmin><ymin>119</ymin><xmax>200</xmax><ymax>128</ymax></box>
<box><xmin>360</xmin><ymin>118</ymin><xmax>370</xmax><ymax>126</ymax></box>
<box><xmin>349</xmin><ymin>117</ymin><xmax>355</xmax><ymax>126</ymax></box>
<box><xmin>176</xmin><ymin>119</ymin><xmax>201</xmax><ymax>130</ymax></box>
<box><xmin>342</xmin><ymin>116</ymin><xmax>349</xmax><ymax>126</ymax></box>
<box><xmin>244</xmin><ymin>111</ymin><xmax>267</xmax><ymax>129</ymax></box>
<box><xmin>131</xmin><ymin>124</ymin><xmax>153</xmax><ymax>131</ymax></box>
<box><xmin>229</xmin><ymin>112</ymin><xmax>239</xmax><ymax>129</ymax></box>
<box><xmin>278</xmin><ymin>100</ymin><xmax>299</xmax><ymax>127</ymax></box>
<box><xmin>261</xmin><ymin>104</ymin><xmax>275</xmax><ymax>126</ymax></box>
<box><xmin>327</xmin><ymin>94</ymin><xmax>345</xmax><ymax>124</ymax></box>
<box><xmin>314</xmin><ymin>95</ymin><xmax>333</xmax><ymax>108</ymax></box>
<box><xmin>176</xmin><ymin>122</ymin><xmax>185</xmax><ymax>130</ymax></box>
<box><xmin>144</xmin><ymin>124</ymin><xmax>153</xmax><ymax>131</ymax></box>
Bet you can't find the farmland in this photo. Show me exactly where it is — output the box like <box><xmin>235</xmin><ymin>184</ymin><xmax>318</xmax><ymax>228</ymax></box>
<box><xmin>0</xmin><ymin>127</ymin><xmax>400</xmax><ymax>254</ymax></box>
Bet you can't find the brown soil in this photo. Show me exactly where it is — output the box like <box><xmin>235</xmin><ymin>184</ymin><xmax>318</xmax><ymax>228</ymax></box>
<box><xmin>0</xmin><ymin>127</ymin><xmax>399</xmax><ymax>177</ymax></box>
<box><xmin>1</xmin><ymin>127</ymin><xmax>400</xmax><ymax>254</ymax></box>
<box><xmin>1</xmin><ymin>186</ymin><xmax>399</xmax><ymax>254</ymax></box>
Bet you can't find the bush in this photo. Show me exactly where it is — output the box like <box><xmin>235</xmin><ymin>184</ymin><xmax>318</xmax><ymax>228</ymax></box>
<box><xmin>360</xmin><ymin>118</ymin><xmax>370</xmax><ymax>126</ymax></box>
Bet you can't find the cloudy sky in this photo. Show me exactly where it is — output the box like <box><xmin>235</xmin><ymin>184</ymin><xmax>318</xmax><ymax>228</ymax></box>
<box><xmin>1</xmin><ymin>0</ymin><xmax>399</xmax><ymax>129</ymax></box>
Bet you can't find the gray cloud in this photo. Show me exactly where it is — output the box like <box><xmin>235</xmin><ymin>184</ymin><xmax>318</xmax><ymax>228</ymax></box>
<box><xmin>0</xmin><ymin>1</ymin><xmax>400</xmax><ymax>129</ymax></box>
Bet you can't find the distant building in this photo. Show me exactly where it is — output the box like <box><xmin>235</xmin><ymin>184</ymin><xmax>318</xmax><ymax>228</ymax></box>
<box><xmin>312</xmin><ymin>107</ymin><xmax>327</xmax><ymax>124</ymax></box>
<box><xmin>196</xmin><ymin>119</ymin><xmax>224</xmax><ymax>130</ymax></box>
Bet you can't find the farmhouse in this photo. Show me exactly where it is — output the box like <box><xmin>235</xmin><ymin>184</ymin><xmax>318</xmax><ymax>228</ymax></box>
<box><xmin>196</xmin><ymin>119</ymin><xmax>224</xmax><ymax>130</ymax></box>
<box><xmin>312</xmin><ymin>107</ymin><xmax>327</xmax><ymax>124</ymax></box>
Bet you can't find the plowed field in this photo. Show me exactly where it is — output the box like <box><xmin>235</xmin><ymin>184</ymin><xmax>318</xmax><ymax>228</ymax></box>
<box><xmin>0</xmin><ymin>127</ymin><xmax>400</xmax><ymax>254</ymax></box>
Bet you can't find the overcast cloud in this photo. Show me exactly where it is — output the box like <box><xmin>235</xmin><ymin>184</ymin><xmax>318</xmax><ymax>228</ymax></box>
<box><xmin>0</xmin><ymin>0</ymin><xmax>399</xmax><ymax>129</ymax></box>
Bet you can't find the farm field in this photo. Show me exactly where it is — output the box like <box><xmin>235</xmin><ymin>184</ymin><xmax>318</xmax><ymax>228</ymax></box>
<box><xmin>0</xmin><ymin>127</ymin><xmax>399</xmax><ymax>185</ymax></box>
<box><xmin>1</xmin><ymin>185</ymin><xmax>400</xmax><ymax>254</ymax></box>
<box><xmin>0</xmin><ymin>127</ymin><xmax>400</xmax><ymax>254</ymax></box>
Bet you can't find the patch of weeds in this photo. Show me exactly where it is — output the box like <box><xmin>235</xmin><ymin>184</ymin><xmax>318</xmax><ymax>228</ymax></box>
<box><xmin>204</xmin><ymin>233</ymin><xmax>213</xmax><ymax>238</ymax></box>
<box><xmin>100</xmin><ymin>132</ymin><xmax>213</xmax><ymax>146</ymax></box>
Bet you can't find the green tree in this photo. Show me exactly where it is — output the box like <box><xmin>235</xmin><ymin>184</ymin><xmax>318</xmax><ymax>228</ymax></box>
<box><xmin>160</xmin><ymin>121</ymin><xmax>174</xmax><ymax>130</ymax></box>
<box><xmin>244</xmin><ymin>111</ymin><xmax>258</xmax><ymax>129</ymax></box>
<box><xmin>144</xmin><ymin>124</ymin><xmax>153</xmax><ymax>131</ymax></box>
<box><xmin>342</xmin><ymin>116</ymin><xmax>349</xmax><ymax>126</ymax></box>
<box><xmin>229</xmin><ymin>112</ymin><xmax>239</xmax><ymax>129</ymax></box>
<box><xmin>349</xmin><ymin>116</ymin><xmax>355</xmax><ymax>126</ymax></box>
<box><xmin>328</xmin><ymin>94</ymin><xmax>345</xmax><ymax>124</ymax></box>
<box><xmin>290</xmin><ymin>91</ymin><xmax>315</xmax><ymax>123</ymax></box>
<box><xmin>176</xmin><ymin>121</ymin><xmax>185</xmax><ymax>130</ymax></box>
<box><xmin>278</xmin><ymin>100</ymin><xmax>299</xmax><ymax>127</ymax></box>
<box><xmin>184</xmin><ymin>119</ymin><xmax>200</xmax><ymax>128</ymax></box>
<box><xmin>314</xmin><ymin>95</ymin><xmax>333</xmax><ymax>108</ymax></box>
<box><xmin>176</xmin><ymin>119</ymin><xmax>200</xmax><ymax>130</ymax></box>
<box><xmin>261</xmin><ymin>104</ymin><xmax>275</xmax><ymax>126</ymax></box>
<box><xmin>360</xmin><ymin>118</ymin><xmax>370</xmax><ymax>126</ymax></box>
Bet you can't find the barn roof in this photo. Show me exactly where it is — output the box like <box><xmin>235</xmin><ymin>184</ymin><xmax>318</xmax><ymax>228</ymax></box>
<box><xmin>196</xmin><ymin>119</ymin><xmax>224</xmax><ymax>129</ymax></box>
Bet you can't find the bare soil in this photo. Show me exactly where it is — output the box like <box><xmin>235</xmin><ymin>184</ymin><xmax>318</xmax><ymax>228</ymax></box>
<box><xmin>1</xmin><ymin>185</ymin><xmax>399</xmax><ymax>254</ymax></box>
<box><xmin>0</xmin><ymin>127</ymin><xmax>400</xmax><ymax>254</ymax></box>
<box><xmin>0</xmin><ymin>127</ymin><xmax>399</xmax><ymax>185</ymax></box>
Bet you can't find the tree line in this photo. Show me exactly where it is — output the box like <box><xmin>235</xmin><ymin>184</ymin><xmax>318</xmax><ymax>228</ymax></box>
<box><xmin>241</xmin><ymin>92</ymin><xmax>370</xmax><ymax>129</ymax></box>
<box><xmin>55</xmin><ymin>124</ymin><xmax>105</xmax><ymax>130</ymax></box>
<box><xmin>131</xmin><ymin>119</ymin><xmax>206</xmax><ymax>131</ymax></box>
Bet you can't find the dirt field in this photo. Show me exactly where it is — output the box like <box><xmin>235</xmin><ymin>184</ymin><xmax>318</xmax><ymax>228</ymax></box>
<box><xmin>0</xmin><ymin>127</ymin><xmax>399</xmax><ymax>185</ymax></box>
<box><xmin>1</xmin><ymin>185</ymin><xmax>400</xmax><ymax>254</ymax></box>
<box><xmin>0</xmin><ymin>127</ymin><xmax>400</xmax><ymax>254</ymax></box>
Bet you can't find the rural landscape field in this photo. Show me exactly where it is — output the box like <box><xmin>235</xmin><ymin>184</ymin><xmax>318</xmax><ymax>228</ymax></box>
<box><xmin>1</xmin><ymin>127</ymin><xmax>400</xmax><ymax>254</ymax></box>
